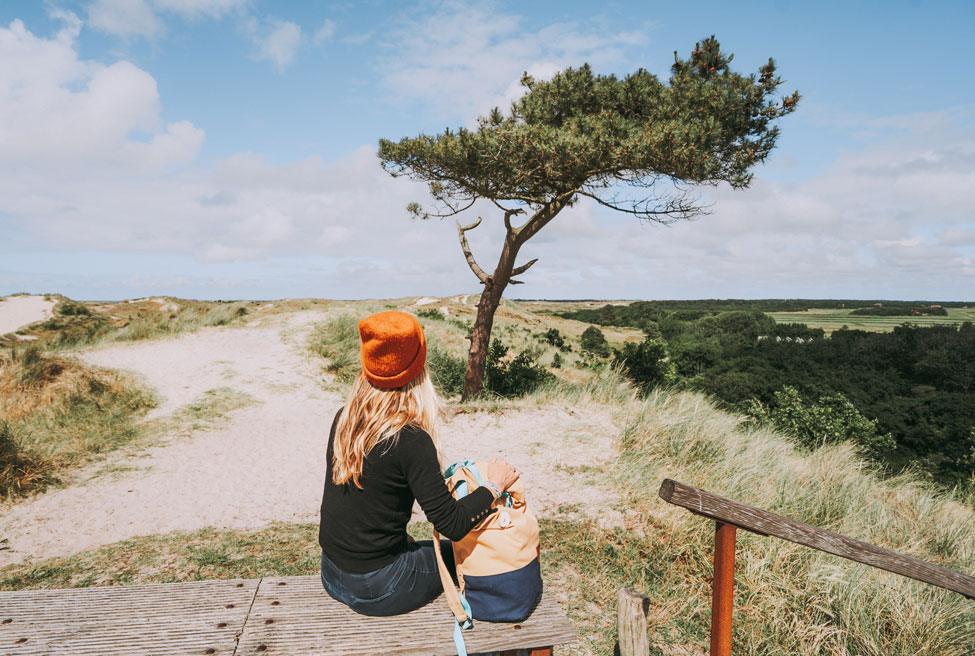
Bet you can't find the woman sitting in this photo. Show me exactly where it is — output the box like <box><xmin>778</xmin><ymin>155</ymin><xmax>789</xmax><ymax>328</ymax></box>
<box><xmin>318</xmin><ymin>310</ymin><xmax>520</xmax><ymax>616</ymax></box>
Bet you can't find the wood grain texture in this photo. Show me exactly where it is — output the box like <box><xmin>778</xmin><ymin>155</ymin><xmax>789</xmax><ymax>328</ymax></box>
<box><xmin>0</xmin><ymin>578</ymin><xmax>257</xmax><ymax>656</ymax></box>
<box><xmin>235</xmin><ymin>575</ymin><xmax>575</xmax><ymax>656</ymax></box>
<box><xmin>0</xmin><ymin>575</ymin><xmax>575</xmax><ymax>656</ymax></box>
<box><xmin>616</xmin><ymin>587</ymin><xmax>649</xmax><ymax>656</ymax></box>
<box><xmin>658</xmin><ymin>478</ymin><xmax>975</xmax><ymax>599</ymax></box>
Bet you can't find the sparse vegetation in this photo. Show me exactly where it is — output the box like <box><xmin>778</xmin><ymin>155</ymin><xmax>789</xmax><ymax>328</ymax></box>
<box><xmin>6</xmin><ymin>295</ymin><xmax>973</xmax><ymax>655</ymax></box>
<box><xmin>2</xmin><ymin>296</ymin><xmax>254</xmax><ymax>350</ymax></box>
<box><xmin>0</xmin><ymin>344</ymin><xmax>155</xmax><ymax>498</ymax></box>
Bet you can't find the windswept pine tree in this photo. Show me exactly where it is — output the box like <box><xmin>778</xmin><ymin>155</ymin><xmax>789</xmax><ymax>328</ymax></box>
<box><xmin>379</xmin><ymin>36</ymin><xmax>800</xmax><ymax>399</ymax></box>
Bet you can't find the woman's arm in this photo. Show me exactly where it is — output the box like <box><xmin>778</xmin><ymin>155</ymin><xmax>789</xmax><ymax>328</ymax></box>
<box><xmin>398</xmin><ymin>427</ymin><xmax>496</xmax><ymax>541</ymax></box>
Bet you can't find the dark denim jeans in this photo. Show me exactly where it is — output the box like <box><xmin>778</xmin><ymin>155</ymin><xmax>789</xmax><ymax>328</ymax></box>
<box><xmin>320</xmin><ymin>540</ymin><xmax>456</xmax><ymax>616</ymax></box>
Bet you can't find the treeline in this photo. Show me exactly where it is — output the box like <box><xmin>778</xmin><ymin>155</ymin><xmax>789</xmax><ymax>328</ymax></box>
<box><xmin>571</xmin><ymin>308</ymin><xmax>975</xmax><ymax>488</ymax></box>
<box><xmin>555</xmin><ymin>298</ymin><xmax>970</xmax><ymax>326</ymax></box>
<box><xmin>851</xmin><ymin>306</ymin><xmax>948</xmax><ymax>316</ymax></box>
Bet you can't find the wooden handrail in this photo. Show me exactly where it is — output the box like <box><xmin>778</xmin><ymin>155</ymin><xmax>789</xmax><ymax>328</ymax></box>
<box><xmin>658</xmin><ymin>478</ymin><xmax>975</xmax><ymax>600</ymax></box>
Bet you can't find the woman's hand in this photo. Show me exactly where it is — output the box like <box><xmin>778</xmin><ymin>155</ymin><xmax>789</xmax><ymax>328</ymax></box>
<box><xmin>487</xmin><ymin>458</ymin><xmax>520</xmax><ymax>493</ymax></box>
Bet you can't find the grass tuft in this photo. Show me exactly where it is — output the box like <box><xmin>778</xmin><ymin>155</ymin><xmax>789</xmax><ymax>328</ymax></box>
<box><xmin>0</xmin><ymin>344</ymin><xmax>155</xmax><ymax>498</ymax></box>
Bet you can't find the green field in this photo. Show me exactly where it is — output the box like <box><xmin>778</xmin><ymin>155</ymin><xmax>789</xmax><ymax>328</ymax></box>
<box><xmin>768</xmin><ymin>307</ymin><xmax>975</xmax><ymax>334</ymax></box>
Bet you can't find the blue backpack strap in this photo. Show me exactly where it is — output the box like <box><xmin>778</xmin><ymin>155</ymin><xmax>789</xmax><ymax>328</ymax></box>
<box><xmin>452</xmin><ymin>594</ymin><xmax>474</xmax><ymax>656</ymax></box>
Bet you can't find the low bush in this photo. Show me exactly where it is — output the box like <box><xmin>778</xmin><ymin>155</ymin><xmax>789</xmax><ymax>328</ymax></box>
<box><xmin>484</xmin><ymin>339</ymin><xmax>553</xmax><ymax>398</ymax></box>
<box><xmin>580</xmin><ymin>325</ymin><xmax>611</xmax><ymax>357</ymax></box>
<box><xmin>427</xmin><ymin>345</ymin><xmax>466</xmax><ymax>398</ymax></box>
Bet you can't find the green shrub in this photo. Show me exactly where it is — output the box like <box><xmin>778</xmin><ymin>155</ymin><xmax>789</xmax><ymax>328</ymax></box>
<box><xmin>55</xmin><ymin>300</ymin><xmax>91</xmax><ymax>317</ymax></box>
<box><xmin>613</xmin><ymin>337</ymin><xmax>673</xmax><ymax>392</ymax></box>
<box><xmin>427</xmin><ymin>345</ymin><xmax>466</xmax><ymax>398</ymax></box>
<box><xmin>580</xmin><ymin>325</ymin><xmax>611</xmax><ymax>357</ymax></box>
<box><xmin>744</xmin><ymin>385</ymin><xmax>896</xmax><ymax>456</ymax></box>
<box><xmin>551</xmin><ymin>352</ymin><xmax>563</xmax><ymax>369</ymax></box>
<box><xmin>415</xmin><ymin>308</ymin><xmax>444</xmax><ymax>321</ymax></box>
<box><xmin>484</xmin><ymin>339</ymin><xmax>553</xmax><ymax>398</ymax></box>
<box><xmin>539</xmin><ymin>328</ymin><xmax>572</xmax><ymax>352</ymax></box>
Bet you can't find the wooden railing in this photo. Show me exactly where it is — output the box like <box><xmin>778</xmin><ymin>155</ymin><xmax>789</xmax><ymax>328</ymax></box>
<box><xmin>616</xmin><ymin>479</ymin><xmax>975</xmax><ymax>656</ymax></box>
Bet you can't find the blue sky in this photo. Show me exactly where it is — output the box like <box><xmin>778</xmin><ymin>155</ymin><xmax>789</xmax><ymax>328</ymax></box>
<box><xmin>1</xmin><ymin>0</ymin><xmax>973</xmax><ymax>301</ymax></box>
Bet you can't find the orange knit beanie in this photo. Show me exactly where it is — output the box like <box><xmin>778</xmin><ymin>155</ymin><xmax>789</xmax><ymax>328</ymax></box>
<box><xmin>358</xmin><ymin>311</ymin><xmax>427</xmax><ymax>389</ymax></box>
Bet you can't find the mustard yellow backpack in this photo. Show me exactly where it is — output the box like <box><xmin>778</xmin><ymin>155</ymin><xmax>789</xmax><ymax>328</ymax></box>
<box><xmin>433</xmin><ymin>460</ymin><xmax>543</xmax><ymax>655</ymax></box>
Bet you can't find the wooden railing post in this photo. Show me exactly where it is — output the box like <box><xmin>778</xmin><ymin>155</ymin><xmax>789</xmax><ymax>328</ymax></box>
<box><xmin>616</xmin><ymin>587</ymin><xmax>650</xmax><ymax>656</ymax></box>
<box><xmin>710</xmin><ymin>521</ymin><xmax>737</xmax><ymax>656</ymax></box>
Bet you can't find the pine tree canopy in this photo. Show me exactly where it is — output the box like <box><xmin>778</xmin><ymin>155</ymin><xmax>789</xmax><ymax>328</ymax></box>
<box><xmin>378</xmin><ymin>36</ymin><xmax>799</xmax><ymax>222</ymax></box>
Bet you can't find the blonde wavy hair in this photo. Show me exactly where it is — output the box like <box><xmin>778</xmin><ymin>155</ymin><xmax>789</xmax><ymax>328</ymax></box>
<box><xmin>332</xmin><ymin>366</ymin><xmax>441</xmax><ymax>488</ymax></box>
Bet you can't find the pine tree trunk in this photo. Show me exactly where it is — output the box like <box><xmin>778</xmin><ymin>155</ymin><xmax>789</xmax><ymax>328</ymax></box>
<box><xmin>461</xmin><ymin>240</ymin><xmax>519</xmax><ymax>401</ymax></box>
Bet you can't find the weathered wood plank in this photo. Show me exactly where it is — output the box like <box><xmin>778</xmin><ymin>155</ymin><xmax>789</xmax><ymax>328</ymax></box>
<box><xmin>0</xmin><ymin>578</ymin><xmax>258</xmax><ymax>655</ymax></box>
<box><xmin>658</xmin><ymin>478</ymin><xmax>975</xmax><ymax>599</ymax></box>
<box><xmin>0</xmin><ymin>575</ymin><xmax>576</xmax><ymax>656</ymax></box>
<box><xmin>235</xmin><ymin>575</ymin><xmax>576</xmax><ymax>656</ymax></box>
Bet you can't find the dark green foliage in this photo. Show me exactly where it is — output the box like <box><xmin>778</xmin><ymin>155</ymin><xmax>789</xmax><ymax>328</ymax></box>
<box><xmin>415</xmin><ymin>308</ymin><xmax>444</xmax><ymax>321</ymax></box>
<box><xmin>55</xmin><ymin>300</ymin><xmax>91</xmax><ymax>317</ymax></box>
<box><xmin>427</xmin><ymin>346</ymin><xmax>466</xmax><ymax>398</ymax></box>
<box><xmin>852</xmin><ymin>306</ymin><xmax>949</xmax><ymax>316</ymax></box>
<box><xmin>580</xmin><ymin>326</ymin><xmax>611</xmax><ymax>357</ymax></box>
<box><xmin>381</xmin><ymin>37</ymin><xmax>799</xmax><ymax>217</ymax></box>
<box><xmin>484</xmin><ymin>339</ymin><xmax>554</xmax><ymax>398</ymax></box>
<box><xmin>551</xmin><ymin>352</ymin><xmax>563</xmax><ymax>369</ymax></box>
<box><xmin>613</xmin><ymin>337</ymin><xmax>672</xmax><ymax>392</ymax></box>
<box><xmin>556</xmin><ymin>299</ymin><xmax>970</xmax><ymax>327</ymax></box>
<box><xmin>744</xmin><ymin>386</ymin><xmax>896</xmax><ymax>456</ymax></box>
<box><xmin>539</xmin><ymin>328</ymin><xmax>571</xmax><ymax>352</ymax></box>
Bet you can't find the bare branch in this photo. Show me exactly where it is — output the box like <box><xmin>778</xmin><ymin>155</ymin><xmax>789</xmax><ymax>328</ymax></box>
<box><xmin>574</xmin><ymin>189</ymin><xmax>710</xmax><ymax>223</ymax></box>
<box><xmin>457</xmin><ymin>217</ymin><xmax>492</xmax><ymax>285</ymax></box>
<box><xmin>511</xmin><ymin>258</ymin><xmax>538</xmax><ymax>277</ymax></box>
<box><xmin>503</xmin><ymin>207</ymin><xmax>526</xmax><ymax>235</ymax></box>
<box><xmin>508</xmin><ymin>279</ymin><xmax>525</xmax><ymax>285</ymax></box>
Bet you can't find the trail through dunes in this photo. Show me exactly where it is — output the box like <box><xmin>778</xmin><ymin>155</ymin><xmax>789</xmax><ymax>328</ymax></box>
<box><xmin>0</xmin><ymin>309</ymin><xmax>621</xmax><ymax>567</ymax></box>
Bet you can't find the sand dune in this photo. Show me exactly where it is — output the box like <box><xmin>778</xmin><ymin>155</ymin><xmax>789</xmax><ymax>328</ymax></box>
<box><xmin>0</xmin><ymin>295</ymin><xmax>56</xmax><ymax>336</ymax></box>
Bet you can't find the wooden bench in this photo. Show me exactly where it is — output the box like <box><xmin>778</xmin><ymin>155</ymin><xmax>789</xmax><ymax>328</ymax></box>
<box><xmin>0</xmin><ymin>575</ymin><xmax>577</xmax><ymax>655</ymax></box>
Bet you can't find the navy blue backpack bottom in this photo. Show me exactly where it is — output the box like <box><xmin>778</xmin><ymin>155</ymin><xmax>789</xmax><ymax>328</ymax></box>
<box><xmin>463</xmin><ymin>557</ymin><xmax>543</xmax><ymax>623</ymax></box>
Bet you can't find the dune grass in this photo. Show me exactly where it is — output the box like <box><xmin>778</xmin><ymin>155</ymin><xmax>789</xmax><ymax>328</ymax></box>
<box><xmin>0</xmin><ymin>344</ymin><xmax>156</xmax><ymax>498</ymax></box>
<box><xmin>2</xmin><ymin>296</ymin><xmax>255</xmax><ymax>350</ymax></box>
<box><xmin>5</xmin><ymin>298</ymin><xmax>973</xmax><ymax>654</ymax></box>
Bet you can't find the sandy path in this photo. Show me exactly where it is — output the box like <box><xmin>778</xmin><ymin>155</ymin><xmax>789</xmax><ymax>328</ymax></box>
<box><xmin>0</xmin><ymin>310</ymin><xmax>620</xmax><ymax>567</ymax></box>
<box><xmin>0</xmin><ymin>295</ymin><xmax>55</xmax><ymax>335</ymax></box>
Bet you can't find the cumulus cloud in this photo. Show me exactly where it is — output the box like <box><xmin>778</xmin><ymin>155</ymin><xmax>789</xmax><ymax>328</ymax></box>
<box><xmin>0</xmin><ymin>18</ymin><xmax>203</xmax><ymax>170</ymax></box>
<box><xmin>244</xmin><ymin>16</ymin><xmax>302</xmax><ymax>72</ymax></box>
<box><xmin>378</xmin><ymin>3</ymin><xmax>649</xmax><ymax>122</ymax></box>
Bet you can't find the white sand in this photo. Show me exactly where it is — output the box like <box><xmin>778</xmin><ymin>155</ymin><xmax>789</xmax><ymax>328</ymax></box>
<box><xmin>0</xmin><ymin>310</ymin><xmax>620</xmax><ymax>566</ymax></box>
<box><xmin>0</xmin><ymin>296</ymin><xmax>56</xmax><ymax>335</ymax></box>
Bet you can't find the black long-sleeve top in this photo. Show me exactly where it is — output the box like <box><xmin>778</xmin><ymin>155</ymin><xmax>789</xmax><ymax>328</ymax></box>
<box><xmin>318</xmin><ymin>409</ymin><xmax>495</xmax><ymax>573</ymax></box>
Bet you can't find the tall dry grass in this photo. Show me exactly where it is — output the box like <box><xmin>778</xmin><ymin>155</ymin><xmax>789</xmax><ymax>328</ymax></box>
<box><xmin>547</xmin><ymin>371</ymin><xmax>975</xmax><ymax>655</ymax></box>
<box><xmin>0</xmin><ymin>344</ymin><xmax>155</xmax><ymax>498</ymax></box>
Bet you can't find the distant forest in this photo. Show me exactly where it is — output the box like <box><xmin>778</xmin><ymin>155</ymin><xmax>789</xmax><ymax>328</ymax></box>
<box><xmin>556</xmin><ymin>300</ymin><xmax>975</xmax><ymax>488</ymax></box>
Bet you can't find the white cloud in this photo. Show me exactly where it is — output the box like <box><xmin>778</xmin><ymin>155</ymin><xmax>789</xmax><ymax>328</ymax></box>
<box><xmin>314</xmin><ymin>18</ymin><xmax>336</xmax><ymax>45</ymax></box>
<box><xmin>153</xmin><ymin>0</ymin><xmax>248</xmax><ymax>19</ymax></box>
<box><xmin>245</xmin><ymin>17</ymin><xmax>302</xmax><ymax>72</ymax></box>
<box><xmin>1</xmin><ymin>16</ymin><xmax>972</xmax><ymax>302</ymax></box>
<box><xmin>87</xmin><ymin>0</ymin><xmax>163</xmax><ymax>39</ymax></box>
<box><xmin>0</xmin><ymin>18</ymin><xmax>203</xmax><ymax>170</ymax></box>
<box><xmin>379</xmin><ymin>3</ymin><xmax>650</xmax><ymax>122</ymax></box>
